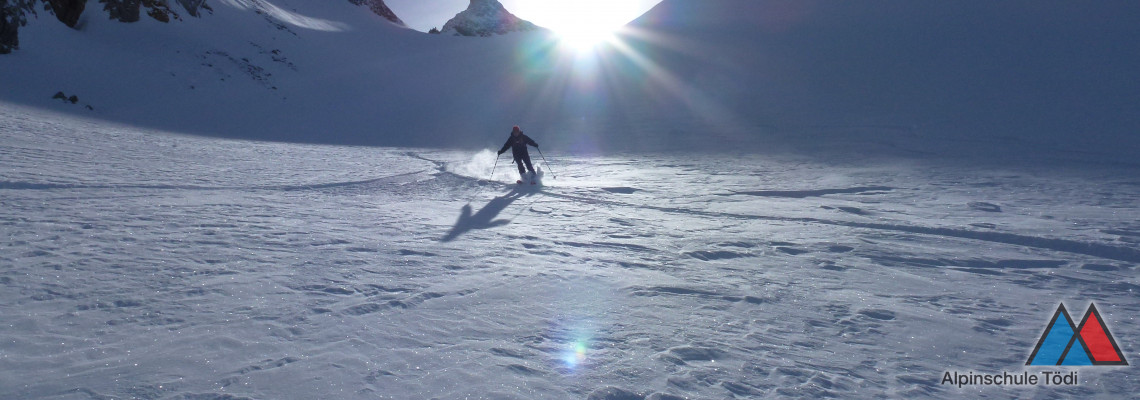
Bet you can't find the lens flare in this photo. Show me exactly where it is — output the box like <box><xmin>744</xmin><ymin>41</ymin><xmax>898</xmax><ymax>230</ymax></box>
<box><xmin>557</xmin><ymin>28</ymin><xmax>617</xmax><ymax>53</ymax></box>
<box><xmin>508</xmin><ymin>1</ymin><xmax>743</xmax><ymax>154</ymax></box>
<box><xmin>513</xmin><ymin>1</ymin><xmax>640</xmax><ymax>53</ymax></box>
<box><xmin>562</xmin><ymin>338</ymin><xmax>590</xmax><ymax>369</ymax></box>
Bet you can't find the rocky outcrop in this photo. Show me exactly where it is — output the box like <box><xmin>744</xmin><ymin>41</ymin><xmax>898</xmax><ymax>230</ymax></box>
<box><xmin>101</xmin><ymin>0</ymin><xmax>139</xmax><ymax>22</ymax></box>
<box><xmin>1</xmin><ymin>0</ymin><xmax>30</xmax><ymax>53</ymax></box>
<box><xmin>100</xmin><ymin>0</ymin><xmax>182</xmax><ymax>23</ymax></box>
<box><xmin>2</xmin><ymin>0</ymin><xmax>206</xmax><ymax>54</ymax></box>
<box><xmin>0</xmin><ymin>14</ymin><xmax>14</xmax><ymax>54</ymax></box>
<box><xmin>348</xmin><ymin>0</ymin><xmax>403</xmax><ymax>26</ymax></box>
<box><xmin>48</xmin><ymin>0</ymin><xmax>86</xmax><ymax>27</ymax></box>
<box><xmin>440</xmin><ymin>0</ymin><xmax>540</xmax><ymax>37</ymax></box>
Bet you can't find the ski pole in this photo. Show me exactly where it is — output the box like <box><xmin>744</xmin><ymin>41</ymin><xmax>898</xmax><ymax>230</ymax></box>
<box><xmin>469</xmin><ymin>152</ymin><xmax>499</xmax><ymax>204</ymax></box>
<box><xmin>489</xmin><ymin>153</ymin><xmax>500</xmax><ymax>182</ymax></box>
<box><xmin>537</xmin><ymin>147</ymin><xmax>556</xmax><ymax>179</ymax></box>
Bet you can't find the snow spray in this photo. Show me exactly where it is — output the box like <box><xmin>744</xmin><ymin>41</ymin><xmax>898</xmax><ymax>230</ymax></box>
<box><xmin>456</xmin><ymin>149</ymin><xmax>499</xmax><ymax>181</ymax></box>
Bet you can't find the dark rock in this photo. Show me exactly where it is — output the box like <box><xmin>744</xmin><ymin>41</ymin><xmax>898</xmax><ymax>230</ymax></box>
<box><xmin>102</xmin><ymin>0</ymin><xmax>179</xmax><ymax>23</ymax></box>
<box><xmin>101</xmin><ymin>0</ymin><xmax>139</xmax><ymax>22</ymax></box>
<box><xmin>348</xmin><ymin>0</ymin><xmax>403</xmax><ymax>26</ymax></box>
<box><xmin>47</xmin><ymin>0</ymin><xmax>87</xmax><ymax>28</ymax></box>
<box><xmin>53</xmin><ymin>91</ymin><xmax>67</xmax><ymax>100</ymax></box>
<box><xmin>1</xmin><ymin>0</ymin><xmax>32</xmax><ymax>53</ymax></box>
<box><xmin>68</xmin><ymin>95</ymin><xmax>78</xmax><ymax>104</ymax></box>
<box><xmin>142</xmin><ymin>0</ymin><xmax>178</xmax><ymax>23</ymax></box>
<box><xmin>0</xmin><ymin>22</ymin><xmax>14</xmax><ymax>54</ymax></box>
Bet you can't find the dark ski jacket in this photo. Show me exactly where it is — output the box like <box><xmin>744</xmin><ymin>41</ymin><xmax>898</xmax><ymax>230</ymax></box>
<box><xmin>499</xmin><ymin>132</ymin><xmax>538</xmax><ymax>160</ymax></box>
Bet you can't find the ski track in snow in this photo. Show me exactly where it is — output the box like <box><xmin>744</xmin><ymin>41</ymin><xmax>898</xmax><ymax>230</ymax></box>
<box><xmin>2</xmin><ymin>107</ymin><xmax>1139</xmax><ymax>399</ymax></box>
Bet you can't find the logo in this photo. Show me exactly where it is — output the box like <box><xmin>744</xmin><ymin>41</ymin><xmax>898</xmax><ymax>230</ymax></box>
<box><xmin>942</xmin><ymin>302</ymin><xmax>1127</xmax><ymax>388</ymax></box>
<box><xmin>1026</xmin><ymin>303</ymin><xmax>1128</xmax><ymax>366</ymax></box>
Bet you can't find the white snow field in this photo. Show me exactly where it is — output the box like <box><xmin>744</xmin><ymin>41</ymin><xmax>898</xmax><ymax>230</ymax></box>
<box><xmin>2</xmin><ymin>104</ymin><xmax>1138</xmax><ymax>399</ymax></box>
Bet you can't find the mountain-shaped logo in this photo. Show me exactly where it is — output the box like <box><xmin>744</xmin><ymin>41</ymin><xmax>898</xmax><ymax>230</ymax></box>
<box><xmin>1026</xmin><ymin>303</ymin><xmax>1128</xmax><ymax>366</ymax></box>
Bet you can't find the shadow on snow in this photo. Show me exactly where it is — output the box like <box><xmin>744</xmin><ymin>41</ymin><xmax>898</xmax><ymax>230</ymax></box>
<box><xmin>441</xmin><ymin>186</ymin><xmax>539</xmax><ymax>242</ymax></box>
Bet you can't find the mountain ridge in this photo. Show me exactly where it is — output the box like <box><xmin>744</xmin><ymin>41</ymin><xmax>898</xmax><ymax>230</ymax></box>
<box><xmin>440</xmin><ymin>0</ymin><xmax>541</xmax><ymax>37</ymax></box>
<box><xmin>0</xmin><ymin>0</ymin><xmax>407</xmax><ymax>54</ymax></box>
<box><xmin>1</xmin><ymin>0</ymin><xmax>1138</xmax><ymax>160</ymax></box>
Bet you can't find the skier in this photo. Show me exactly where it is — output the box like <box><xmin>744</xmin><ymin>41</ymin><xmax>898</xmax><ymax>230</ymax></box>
<box><xmin>497</xmin><ymin>125</ymin><xmax>539</xmax><ymax>184</ymax></box>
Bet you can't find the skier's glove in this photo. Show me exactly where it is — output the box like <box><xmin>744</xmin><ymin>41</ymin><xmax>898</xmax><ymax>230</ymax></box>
<box><xmin>497</xmin><ymin>149</ymin><xmax>505</xmax><ymax>155</ymax></box>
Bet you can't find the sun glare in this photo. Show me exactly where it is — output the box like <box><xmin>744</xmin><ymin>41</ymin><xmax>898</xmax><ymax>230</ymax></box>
<box><xmin>556</xmin><ymin>22</ymin><xmax>619</xmax><ymax>51</ymax></box>
<box><xmin>510</xmin><ymin>0</ymin><xmax>653</xmax><ymax>51</ymax></box>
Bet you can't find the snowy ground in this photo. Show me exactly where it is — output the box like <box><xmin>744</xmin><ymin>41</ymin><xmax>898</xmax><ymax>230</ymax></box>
<box><xmin>2</xmin><ymin>105</ymin><xmax>1137</xmax><ymax>399</ymax></box>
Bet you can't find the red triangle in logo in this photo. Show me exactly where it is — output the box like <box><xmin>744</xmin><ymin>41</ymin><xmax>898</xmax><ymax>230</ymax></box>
<box><xmin>1077</xmin><ymin>304</ymin><xmax>1129</xmax><ymax>365</ymax></box>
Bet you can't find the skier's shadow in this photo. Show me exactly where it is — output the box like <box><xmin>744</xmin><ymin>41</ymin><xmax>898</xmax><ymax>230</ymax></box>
<box><xmin>441</xmin><ymin>187</ymin><xmax>537</xmax><ymax>242</ymax></box>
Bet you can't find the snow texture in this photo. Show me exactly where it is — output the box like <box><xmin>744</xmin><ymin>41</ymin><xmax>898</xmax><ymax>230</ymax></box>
<box><xmin>3</xmin><ymin>100</ymin><xmax>1139</xmax><ymax>399</ymax></box>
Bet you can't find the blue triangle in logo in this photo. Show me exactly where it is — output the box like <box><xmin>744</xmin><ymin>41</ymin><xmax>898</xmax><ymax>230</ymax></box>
<box><xmin>1061</xmin><ymin>343</ymin><xmax>1093</xmax><ymax>366</ymax></box>
<box><xmin>1027</xmin><ymin>305</ymin><xmax>1078</xmax><ymax>366</ymax></box>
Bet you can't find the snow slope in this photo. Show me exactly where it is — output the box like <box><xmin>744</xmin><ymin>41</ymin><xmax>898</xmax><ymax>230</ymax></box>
<box><xmin>2</xmin><ymin>0</ymin><xmax>1137</xmax><ymax>158</ymax></box>
<box><xmin>2</xmin><ymin>99</ymin><xmax>1138</xmax><ymax>399</ymax></box>
<box><xmin>0</xmin><ymin>0</ymin><xmax>550</xmax><ymax>148</ymax></box>
<box><xmin>617</xmin><ymin>0</ymin><xmax>1140</xmax><ymax>157</ymax></box>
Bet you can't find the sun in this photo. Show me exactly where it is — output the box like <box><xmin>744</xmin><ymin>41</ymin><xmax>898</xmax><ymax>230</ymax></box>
<box><xmin>507</xmin><ymin>0</ymin><xmax>656</xmax><ymax>51</ymax></box>
<box><xmin>554</xmin><ymin>21</ymin><xmax>622</xmax><ymax>51</ymax></box>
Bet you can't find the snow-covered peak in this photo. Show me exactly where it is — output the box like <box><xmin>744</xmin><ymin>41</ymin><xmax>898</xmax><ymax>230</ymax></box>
<box><xmin>439</xmin><ymin>0</ymin><xmax>541</xmax><ymax>37</ymax></box>
<box><xmin>348</xmin><ymin>0</ymin><xmax>405</xmax><ymax>26</ymax></box>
